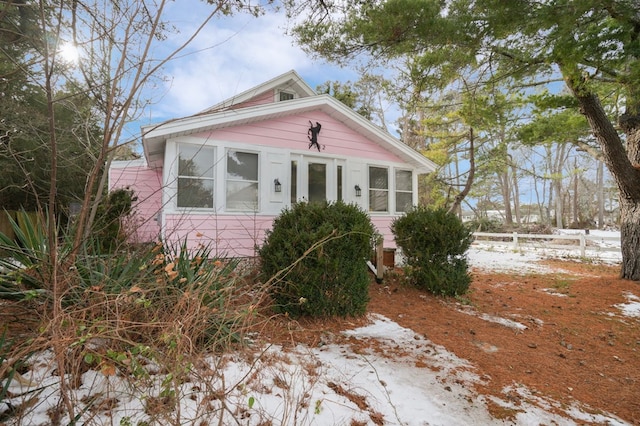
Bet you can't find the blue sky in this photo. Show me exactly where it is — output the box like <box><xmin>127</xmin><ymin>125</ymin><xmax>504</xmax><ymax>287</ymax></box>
<box><xmin>111</xmin><ymin>1</ymin><xmax>615</xmax><ymax>214</ymax></box>
<box><xmin>127</xmin><ymin>1</ymin><xmax>356</xmax><ymax>138</ymax></box>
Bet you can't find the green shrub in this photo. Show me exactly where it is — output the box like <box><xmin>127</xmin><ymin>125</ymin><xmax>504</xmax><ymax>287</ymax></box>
<box><xmin>92</xmin><ymin>187</ymin><xmax>137</xmax><ymax>253</ymax></box>
<box><xmin>392</xmin><ymin>206</ymin><xmax>473</xmax><ymax>296</ymax></box>
<box><xmin>259</xmin><ymin>201</ymin><xmax>375</xmax><ymax>318</ymax></box>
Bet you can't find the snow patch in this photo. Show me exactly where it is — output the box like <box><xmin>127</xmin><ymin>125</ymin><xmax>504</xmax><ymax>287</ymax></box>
<box><xmin>615</xmin><ymin>292</ymin><xmax>640</xmax><ymax>318</ymax></box>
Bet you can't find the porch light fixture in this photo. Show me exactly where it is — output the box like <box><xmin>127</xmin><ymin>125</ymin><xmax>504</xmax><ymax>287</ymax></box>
<box><xmin>354</xmin><ymin>184</ymin><xmax>362</xmax><ymax>197</ymax></box>
<box><xmin>274</xmin><ymin>178</ymin><xmax>282</xmax><ymax>193</ymax></box>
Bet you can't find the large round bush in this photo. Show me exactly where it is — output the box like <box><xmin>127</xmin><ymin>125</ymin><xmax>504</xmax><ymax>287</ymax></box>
<box><xmin>391</xmin><ymin>206</ymin><xmax>473</xmax><ymax>296</ymax></box>
<box><xmin>259</xmin><ymin>201</ymin><xmax>375</xmax><ymax>318</ymax></box>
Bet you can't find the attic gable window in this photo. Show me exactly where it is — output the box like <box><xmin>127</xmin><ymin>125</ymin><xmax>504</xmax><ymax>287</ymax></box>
<box><xmin>177</xmin><ymin>144</ymin><xmax>215</xmax><ymax>209</ymax></box>
<box><xmin>279</xmin><ymin>91</ymin><xmax>295</xmax><ymax>101</ymax></box>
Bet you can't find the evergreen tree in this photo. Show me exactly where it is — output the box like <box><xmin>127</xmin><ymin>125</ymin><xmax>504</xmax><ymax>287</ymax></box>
<box><xmin>286</xmin><ymin>0</ymin><xmax>640</xmax><ymax>280</ymax></box>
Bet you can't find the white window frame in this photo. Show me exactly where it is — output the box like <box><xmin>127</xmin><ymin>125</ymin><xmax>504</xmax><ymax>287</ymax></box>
<box><xmin>175</xmin><ymin>143</ymin><xmax>215</xmax><ymax>210</ymax></box>
<box><xmin>368</xmin><ymin>166</ymin><xmax>389</xmax><ymax>213</ymax></box>
<box><xmin>225</xmin><ymin>149</ymin><xmax>260</xmax><ymax>212</ymax></box>
<box><xmin>277</xmin><ymin>90</ymin><xmax>296</xmax><ymax>102</ymax></box>
<box><xmin>394</xmin><ymin>169</ymin><xmax>413</xmax><ymax>213</ymax></box>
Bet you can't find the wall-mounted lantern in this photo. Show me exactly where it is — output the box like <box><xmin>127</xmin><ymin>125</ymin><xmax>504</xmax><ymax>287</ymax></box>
<box><xmin>274</xmin><ymin>178</ymin><xmax>282</xmax><ymax>193</ymax></box>
<box><xmin>354</xmin><ymin>184</ymin><xmax>362</xmax><ymax>197</ymax></box>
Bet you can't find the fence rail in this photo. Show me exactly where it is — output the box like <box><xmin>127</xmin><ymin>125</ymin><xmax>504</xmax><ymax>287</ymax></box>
<box><xmin>472</xmin><ymin>232</ymin><xmax>621</xmax><ymax>257</ymax></box>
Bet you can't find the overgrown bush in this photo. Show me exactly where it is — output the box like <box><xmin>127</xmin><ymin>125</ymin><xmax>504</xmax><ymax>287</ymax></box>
<box><xmin>0</xmin><ymin>211</ymin><xmax>261</xmax><ymax>423</ymax></box>
<box><xmin>0</xmin><ymin>331</ymin><xmax>15</xmax><ymax>404</ymax></box>
<box><xmin>77</xmin><ymin>241</ymin><xmax>252</xmax><ymax>350</ymax></box>
<box><xmin>92</xmin><ymin>187</ymin><xmax>137</xmax><ymax>252</ymax></box>
<box><xmin>259</xmin><ymin>201</ymin><xmax>375</xmax><ymax>318</ymax></box>
<box><xmin>392</xmin><ymin>206</ymin><xmax>473</xmax><ymax>296</ymax></box>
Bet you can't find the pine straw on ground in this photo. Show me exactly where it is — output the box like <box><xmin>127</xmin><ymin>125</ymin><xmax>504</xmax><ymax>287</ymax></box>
<box><xmin>257</xmin><ymin>260</ymin><xmax>640</xmax><ymax>424</ymax></box>
<box><xmin>2</xmin><ymin>260</ymin><xmax>638</xmax><ymax>424</ymax></box>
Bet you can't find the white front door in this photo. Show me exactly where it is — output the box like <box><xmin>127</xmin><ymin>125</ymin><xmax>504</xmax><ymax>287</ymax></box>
<box><xmin>291</xmin><ymin>156</ymin><xmax>344</xmax><ymax>204</ymax></box>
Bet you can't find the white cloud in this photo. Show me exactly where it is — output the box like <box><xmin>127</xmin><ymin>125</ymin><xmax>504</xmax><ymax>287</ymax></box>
<box><xmin>145</xmin><ymin>3</ymin><xmax>354</xmax><ymax>122</ymax></box>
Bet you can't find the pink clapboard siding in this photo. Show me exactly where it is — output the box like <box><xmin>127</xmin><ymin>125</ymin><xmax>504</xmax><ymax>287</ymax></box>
<box><xmin>163</xmin><ymin>213</ymin><xmax>274</xmax><ymax>258</ymax></box>
<box><xmin>194</xmin><ymin>111</ymin><xmax>404</xmax><ymax>163</ymax></box>
<box><xmin>370</xmin><ymin>216</ymin><xmax>398</xmax><ymax>248</ymax></box>
<box><xmin>164</xmin><ymin>214</ymin><xmax>397</xmax><ymax>259</ymax></box>
<box><xmin>108</xmin><ymin>162</ymin><xmax>162</xmax><ymax>243</ymax></box>
<box><xmin>228</xmin><ymin>90</ymin><xmax>275</xmax><ymax>110</ymax></box>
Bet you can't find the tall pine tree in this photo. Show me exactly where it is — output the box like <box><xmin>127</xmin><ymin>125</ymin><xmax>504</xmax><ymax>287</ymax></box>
<box><xmin>287</xmin><ymin>0</ymin><xmax>640</xmax><ymax>280</ymax></box>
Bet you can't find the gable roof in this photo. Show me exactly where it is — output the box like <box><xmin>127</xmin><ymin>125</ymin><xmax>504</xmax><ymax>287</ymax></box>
<box><xmin>200</xmin><ymin>69</ymin><xmax>316</xmax><ymax>113</ymax></box>
<box><xmin>141</xmin><ymin>71</ymin><xmax>437</xmax><ymax>174</ymax></box>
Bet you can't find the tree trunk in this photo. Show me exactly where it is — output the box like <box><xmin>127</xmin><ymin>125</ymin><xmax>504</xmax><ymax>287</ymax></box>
<box><xmin>553</xmin><ymin>179</ymin><xmax>563</xmax><ymax>228</ymax></box>
<box><xmin>511</xmin><ymin>163</ymin><xmax>521</xmax><ymax>225</ymax></box>
<box><xmin>552</xmin><ymin>144</ymin><xmax>568</xmax><ymax>228</ymax></box>
<box><xmin>448</xmin><ymin>127</ymin><xmax>475</xmax><ymax>215</ymax></box>
<box><xmin>497</xmin><ymin>171</ymin><xmax>513</xmax><ymax>225</ymax></box>
<box><xmin>619</xmin><ymin>116</ymin><xmax>640</xmax><ymax>280</ymax></box>
<box><xmin>620</xmin><ymin>198</ymin><xmax>640</xmax><ymax>280</ymax></box>
<box><xmin>566</xmin><ymin>80</ymin><xmax>640</xmax><ymax>280</ymax></box>
<box><xmin>572</xmin><ymin>158</ymin><xmax>578</xmax><ymax>225</ymax></box>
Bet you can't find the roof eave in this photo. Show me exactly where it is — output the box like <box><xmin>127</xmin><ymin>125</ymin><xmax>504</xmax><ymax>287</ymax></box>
<box><xmin>142</xmin><ymin>95</ymin><xmax>436</xmax><ymax>173</ymax></box>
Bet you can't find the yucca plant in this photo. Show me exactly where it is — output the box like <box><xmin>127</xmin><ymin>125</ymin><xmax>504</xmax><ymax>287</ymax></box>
<box><xmin>156</xmin><ymin>240</ymin><xmax>247</xmax><ymax>347</ymax></box>
<box><xmin>72</xmin><ymin>241</ymin><xmax>161</xmax><ymax>295</ymax></box>
<box><xmin>0</xmin><ymin>210</ymin><xmax>51</xmax><ymax>301</ymax></box>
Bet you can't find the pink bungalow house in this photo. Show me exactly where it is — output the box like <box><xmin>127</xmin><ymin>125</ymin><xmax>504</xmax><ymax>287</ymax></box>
<box><xmin>109</xmin><ymin>70</ymin><xmax>436</xmax><ymax>257</ymax></box>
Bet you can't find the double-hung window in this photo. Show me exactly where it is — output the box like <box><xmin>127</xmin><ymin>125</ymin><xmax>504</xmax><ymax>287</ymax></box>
<box><xmin>226</xmin><ymin>150</ymin><xmax>259</xmax><ymax>211</ymax></box>
<box><xmin>369</xmin><ymin>166</ymin><xmax>389</xmax><ymax>212</ymax></box>
<box><xmin>395</xmin><ymin>170</ymin><xmax>413</xmax><ymax>212</ymax></box>
<box><xmin>177</xmin><ymin>144</ymin><xmax>215</xmax><ymax>208</ymax></box>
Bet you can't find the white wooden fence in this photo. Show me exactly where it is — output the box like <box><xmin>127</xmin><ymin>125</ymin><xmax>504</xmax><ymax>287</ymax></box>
<box><xmin>472</xmin><ymin>232</ymin><xmax>621</xmax><ymax>257</ymax></box>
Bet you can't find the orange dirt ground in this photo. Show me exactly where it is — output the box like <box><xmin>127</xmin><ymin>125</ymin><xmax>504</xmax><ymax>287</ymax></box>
<box><xmin>261</xmin><ymin>260</ymin><xmax>640</xmax><ymax>424</ymax></box>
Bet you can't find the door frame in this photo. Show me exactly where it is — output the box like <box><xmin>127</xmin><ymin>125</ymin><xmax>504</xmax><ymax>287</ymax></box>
<box><xmin>291</xmin><ymin>155</ymin><xmax>345</xmax><ymax>203</ymax></box>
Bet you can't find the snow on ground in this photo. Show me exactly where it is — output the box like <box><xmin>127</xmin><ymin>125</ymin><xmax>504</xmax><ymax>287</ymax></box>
<box><xmin>615</xmin><ymin>292</ymin><xmax>640</xmax><ymax>318</ymax></box>
<box><xmin>469</xmin><ymin>229</ymin><xmax>622</xmax><ymax>274</ymax></box>
<box><xmin>2</xmin><ymin>230</ymin><xmax>635</xmax><ymax>426</ymax></box>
